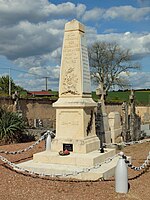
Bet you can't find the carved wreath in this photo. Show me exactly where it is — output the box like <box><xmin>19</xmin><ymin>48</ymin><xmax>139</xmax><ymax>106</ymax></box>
<box><xmin>61</xmin><ymin>67</ymin><xmax>79</xmax><ymax>95</ymax></box>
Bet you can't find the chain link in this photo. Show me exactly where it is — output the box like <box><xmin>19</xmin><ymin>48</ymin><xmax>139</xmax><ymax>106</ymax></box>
<box><xmin>104</xmin><ymin>138</ymin><xmax>150</xmax><ymax>147</ymax></box>
<box><xmin>119</xmin><ymin>151</ymin><xmax>150</xmax><ymax>171</ymax></box>
<box><xmin>0</xmin><ymin>130</ymin><xmax>149</xmax><ymax>180</ymax></box>
<box><xmin>0</xmin><ymin>153</ymin><xmax>118</xmax><ymax>179</ymax></box>
<box><xmin>0</xmin><ymin>130</ymin><xmax>54</xmax><ymax>154</ymax></box>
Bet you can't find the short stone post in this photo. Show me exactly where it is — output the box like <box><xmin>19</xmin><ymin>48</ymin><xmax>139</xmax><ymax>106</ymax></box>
<box><xmin>46</xmin><ymin>131</ymin><xmax>51</xmax><ymax>151</ymax></box>
<box><xmin>115</xmin><ymin>152</ymin><xmax>128</xmax><ymax>193</ymax></box>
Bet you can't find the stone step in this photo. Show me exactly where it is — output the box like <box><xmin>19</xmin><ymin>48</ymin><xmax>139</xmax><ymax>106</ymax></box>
<box><xmin>17</xmin><ymin>151</ymin><xmax>119</xmax><ymax>181</ymax></box>
<box><xmin>33</xmin><ymin>148</ymin><xmax>116</xmax><ymax>167</ymax></box>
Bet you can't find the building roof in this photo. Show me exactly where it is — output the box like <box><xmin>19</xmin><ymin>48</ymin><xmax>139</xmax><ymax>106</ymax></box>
<box><xmin>27</xmin><ymin>91</ymin><xmax>54</xmax><ymax>96</ymax></box>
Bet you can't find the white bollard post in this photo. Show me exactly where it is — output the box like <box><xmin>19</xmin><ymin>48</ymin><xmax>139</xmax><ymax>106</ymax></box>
<box><xmin>46</xmin><ymin>131</ymin><xmax>51</xmax><ymax>151</ymax></box>
<box><xmin>115</xmin><ymin>152</ymin><xmax>128</xmax><ymax>193</ymax></box>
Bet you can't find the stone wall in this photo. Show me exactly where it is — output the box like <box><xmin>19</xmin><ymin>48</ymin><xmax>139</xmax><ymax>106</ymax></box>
<box><xmin>135</xmin><ymin>106</ymin><xmax>150</xmax><ymax>124</ymax></box>
<box><xmin>0</xmin><ymin>97</ymin><xmax>56</xmax><ymax>128</ymax></box>
<box><xmin>105</xmin><ymin>105</ymin><xmax>150</xmax><ymax>124</ymax></box>
<box><xmin>0</xmin><ymin>98</ymin><xmax>149</xmax><ymax>127</ymax></box>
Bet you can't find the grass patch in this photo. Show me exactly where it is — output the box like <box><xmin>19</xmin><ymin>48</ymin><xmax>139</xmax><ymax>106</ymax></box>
<box><xmin>92</xmin><ymin>90</ymin><xmax>150</xmax><ymax>105</ymax></box>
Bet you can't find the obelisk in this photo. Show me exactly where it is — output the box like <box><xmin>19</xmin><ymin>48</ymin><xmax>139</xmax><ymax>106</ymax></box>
<box><xmin>52</xmin><ymin>19</ymin><xmax>100</xmax><ymax>153</ymax></box>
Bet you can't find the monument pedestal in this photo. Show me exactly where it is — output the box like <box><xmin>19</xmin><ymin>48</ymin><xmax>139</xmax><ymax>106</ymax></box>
<box><xmin>51</xmin><ymin>97</ymin><xmax>99</xmax><ymax>153</ymax></box>
<box><xmin>51</xmin><ymin>136</ymin><xmax>100</xmax><ymax>154</ymax></box>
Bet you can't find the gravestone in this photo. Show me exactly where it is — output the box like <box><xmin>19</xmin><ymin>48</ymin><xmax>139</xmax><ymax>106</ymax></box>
<box><xmin>129</xmin><ymin>90</ymin><xmax>141</xmax><ymax>141</ymax></box>
<box><xmin>96</xmin><ymin>87</ymin><xmax>111</xmax><ymax>144</ymax></box>
<box><xmin>122</xmin><ymin>102</ymin><xmax>129</xmax><ymax>141</ymax></box>
<box><xmin>108</xmin><ymin>112</ymin><xmax>122</xmax><ymax>143</ymax></box>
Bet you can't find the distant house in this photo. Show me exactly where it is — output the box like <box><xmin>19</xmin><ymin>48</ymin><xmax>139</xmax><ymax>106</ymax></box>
<box><xmin>27</xmin><ymin>91</ymin><xmax>55</xmax><ymax>98</ymax></box>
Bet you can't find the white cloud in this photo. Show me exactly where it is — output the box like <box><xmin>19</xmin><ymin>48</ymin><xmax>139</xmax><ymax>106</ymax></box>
<box><xmin>0</xmin><ymin>20</ymin><xmax>65</xmax><ymax>60</ymax></box>
<box><xmin>103</xmin><ymin>28</ymin><xmax>117</xmax><ymax>33</ymax></box>
<box><xmin>95</xmin><ymin>32</ymin><xmax>150</xmax><ymax>58</ymax></box>
<box><xmin>121</xmin><ymin>71</ymin><xmax>150</xmax><ymax>89</ymax></box>
<box><xmin>0</xmin><ymin>0</ymin><xmax>50</xmax><ymax>26</ymax></box>
<box><xmin>92</xmin><ymin>71</ymin><xmax>150</xmax><ymax>91</ymax></box>
<box><xmin>28</xmin><ymin>65</ymin><xmax>60</xmax><ymax>79</ymax></box>
<box><xmin>82</xmin><ymin>8</ymin><xmax>104</xmax><ymax>22</ymax></box>
<box><xmin>0</xmin><ymin>0</ymin><xmax>86</xmax><ymax>62</ymax></box>
<box><xmin>15</xmin><ymin>64</ymin><xmax>60</xmax><ymax>90</ymax></box>
<box><xmin>0</xmin><ymin>0</ymin><xmax>86</xmax><ymax>26</ymax></box>
<box><xmin>104</xmin><ymin>6</ymin><xmax>150</xmax><ymax>21</ymax></box>
<box><xmin>16</xmin><ymin>77</ymin><xmax>46</xmax><ymax>90</ymax></box>
<box><xmin>137</xmin><ymin>0</ymin><xmax>150</xmax><ymax>7</ymax></box>
<box><xmin>85</xmin><ymin>26</ymin><xmax>98</xmax><ymax>44</ymax></box>
<box><xmin>76</xmin><ymin>3</ymin><xmax>86</xmax><ymax>18</ymax></box>
<box><xmin>47</xmin><ymin>65</ymin><xmax>60</xmax><ymax>79</ymax></box>
<box><xmin>82</xmin><ymin>5</ymin><xmax>150</xmax><ymax>22</ymax></box>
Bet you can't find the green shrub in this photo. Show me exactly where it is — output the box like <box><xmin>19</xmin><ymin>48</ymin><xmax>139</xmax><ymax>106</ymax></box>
<box><xmin>0</xmin><ymin>108</ymin><xmax>34</xmax><ymax>144</ymax></box>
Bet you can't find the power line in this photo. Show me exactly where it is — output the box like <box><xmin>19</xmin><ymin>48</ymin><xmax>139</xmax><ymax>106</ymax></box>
<box><xmin>0</xmin><ymin>59</ymin><xmax>55</xmax><ymax>90</ymax></box>
<box><xmin>0</xmin><ymin>66</ymin><xmax>52</xmax><ymax>92</ymax></box>
<box><xmin>0</xmin><ymin>66</ymin><xmax>50</xmax><ymax>79</ymax></box>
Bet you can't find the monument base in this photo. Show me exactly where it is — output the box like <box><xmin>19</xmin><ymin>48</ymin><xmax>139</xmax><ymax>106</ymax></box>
<box><xmin>33</xmin><ymin>148</ymin><xmax>115</xmax><ymax>167</ymax></box>
<box><xmin>51</xmin><ymin>136</ymin><xmax>100</xmax><ymax>154</ymax></box>
<box><xmin>17</xmin><ymin>148</ymin><xmax>118</xmax><ymax>181</ymax></box>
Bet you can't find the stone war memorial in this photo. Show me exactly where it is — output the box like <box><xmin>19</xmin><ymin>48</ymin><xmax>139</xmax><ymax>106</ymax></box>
<box><xmin>18</xmin><ymin>19</ymin><xmax>118</xmax><ymax>180</ymax></box>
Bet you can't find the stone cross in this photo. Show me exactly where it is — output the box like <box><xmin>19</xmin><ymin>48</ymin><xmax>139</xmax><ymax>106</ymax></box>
<box><xmin>96</xmin><ymin>86</ymin><xmax>106</xmax><ymax>113</ymax></box>
<box><xmin>130</xmin><ymin>90</ymin><xmax>136</xmax><ymax>140</ymax></box>
<box><xmin>122</xmin><ymin>101</ymin><xmax>129</xmax><ymax>141</ymax></box>
<box><xmin>95</xmin><ymin>102</ymin><xmax>105</xmax><ymax>152</ymax></box>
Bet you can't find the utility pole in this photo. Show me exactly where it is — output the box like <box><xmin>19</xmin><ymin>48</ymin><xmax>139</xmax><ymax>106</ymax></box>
<box><xmin>9</xmin><ymin>68</ymin><xmax>11</xmax><ymax>96</ymax></box>
<box><xmin>44</xmin><ymin>76</ymin><xmax>49</xmax><ymax>91</ymax></box>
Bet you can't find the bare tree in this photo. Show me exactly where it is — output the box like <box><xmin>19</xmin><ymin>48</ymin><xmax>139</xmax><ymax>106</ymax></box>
<box><xmin>88</xmin><ymin>42</ymin><xmax>141</xmax><ymax>96</ymax></box>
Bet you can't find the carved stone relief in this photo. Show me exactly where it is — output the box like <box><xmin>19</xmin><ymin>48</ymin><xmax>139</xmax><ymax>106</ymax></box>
<box><xmin>61</xmin><ymin>67</ymin><xmax>79</xmax><ymax>95</ymax></box>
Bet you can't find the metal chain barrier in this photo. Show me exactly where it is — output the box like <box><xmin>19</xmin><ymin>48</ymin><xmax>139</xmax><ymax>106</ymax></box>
<box><xmin>119</xmin><ymin>151</ymin><xmax>150</xmax><ymax>171</ymax></box>
<box><xmin>104</xmin><ymin>138</ymin><xmax>150</xmax><ymax>147</ymax></box>
<box><xmin>0</xmin><ymin>130</ymin><xmax>54</xmax><ymax>154</ymax></box>
<box><xmin>0</xmin><ymin>153</ymin><xmax>118</xmax><ymax>179</ymax></box>
<box><xmin>1</xmin><ymin>131</ymin><xmax>149</xmax><ymax>154</ymax></box>
<box><xmin>0</xmin><ymin>130</ymin><xmax>149</xmax><ymax>180</ymax></box>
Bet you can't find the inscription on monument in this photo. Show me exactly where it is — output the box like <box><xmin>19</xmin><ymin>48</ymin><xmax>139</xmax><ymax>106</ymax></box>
<box><xmin>63</xmin><ymin>143</ymin><xmax>73</xmax><ymax>152</ymax></box>
<box><xmin>81</xmin><ymin>35</ymin><xmax>91</xmax><ymax>93</ymax></box>
<box><xmin>59</xmin><ymin>19</ymin><xmax>92</xmax><ymax>96</ymax></box>
<box><xmin>60</xmin><ymin>31</ymin><xmax>82</xmax><ymax>95</ymax></box>
<box><xmin>58</xmin><ymin>111</ymin><xmax>81</xmax><ymax>139</ymax></box>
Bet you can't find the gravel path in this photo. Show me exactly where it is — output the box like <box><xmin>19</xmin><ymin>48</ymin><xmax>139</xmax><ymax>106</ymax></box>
<box><xmin>0</xmin><ymin>140</ymin><xmax>149</xmax><ymax>200</ymax></box>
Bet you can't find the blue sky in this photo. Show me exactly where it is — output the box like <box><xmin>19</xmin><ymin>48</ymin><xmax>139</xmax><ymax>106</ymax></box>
<box><xmin>0</xmin><ymin>0</ymin><xmax>150</xmax><ymax>91</ymax></box>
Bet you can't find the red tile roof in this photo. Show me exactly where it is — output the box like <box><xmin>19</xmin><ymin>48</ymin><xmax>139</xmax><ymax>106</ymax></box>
<box><xmin>27</xmin><ymin>91</ymin><xmax>53</xmax><ymax>96</ymax></box>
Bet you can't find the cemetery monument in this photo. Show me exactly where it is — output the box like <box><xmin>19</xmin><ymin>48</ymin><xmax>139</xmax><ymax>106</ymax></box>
<box><xmin>18</xmin><ymin>20</ymin><xmax>117</xmax><ymax>180</ymax></box>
